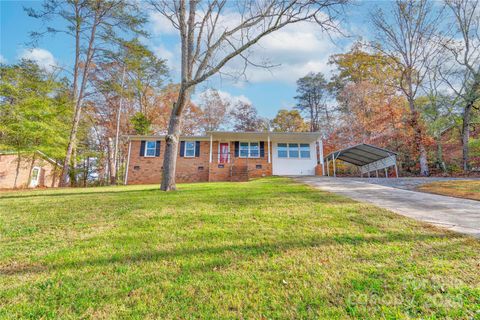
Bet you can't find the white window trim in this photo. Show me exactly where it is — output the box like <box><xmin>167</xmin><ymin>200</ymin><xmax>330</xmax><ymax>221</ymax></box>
<box><xmin>239</xmin><ymin>141</ymin><xmax>260</xmax><ymax>158</ymax></box>
<box><xmin>288</xmin><ymin>143</ymin><xmax>300</xmax><ymax>158</ymax></box>
<box><xmin>277</xmin><ymin>143</ymin><xmax>288</xmax><ymax>159</ymax></box>
<box><xmin>30</xmin><ymin>166</ymin><xmax>41</xmax><ymax>187</ymax></box>
<box><xmin>184</xmin><ymin>141</ymin><xmax>196</xmax><ymax>158</ymax></box>
<box><xmin>144</xmin><ymin>141</ymin><xmax>157</xmax><ymax>157</ymax></box>
<box><xmin>277</xmin><ymin>143</ymin><xmax>312</xmax><ymax>159</ymax></box>
<box><xmin>299</xmin><ymin>143</ymin><xmax>312</xmax><ymax>159</ymax></box>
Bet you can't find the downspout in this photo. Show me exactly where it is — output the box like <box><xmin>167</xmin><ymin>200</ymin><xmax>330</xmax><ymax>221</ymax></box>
<box><xmin>209</xmin><ymin>134</ymin><xmax>213</xmax><ymax>163</ymax></box>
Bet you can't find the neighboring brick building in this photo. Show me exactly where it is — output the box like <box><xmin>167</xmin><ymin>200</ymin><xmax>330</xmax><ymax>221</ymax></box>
<box><xmin>125</xmin><ymin>131</ymin><xmax>324</xmax><ymax>184</ymax></box>
<box><xmin>0</xmin><ymin>151</ymin><xmax>61</xmax><ymax>189</ymax></box>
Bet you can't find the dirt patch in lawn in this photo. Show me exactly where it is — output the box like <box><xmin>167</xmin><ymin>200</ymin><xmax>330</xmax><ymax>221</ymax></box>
<box><xmin>417</xmin><ymin>180</ymin><xmax>480</xmax><ymax>201</ymax></box>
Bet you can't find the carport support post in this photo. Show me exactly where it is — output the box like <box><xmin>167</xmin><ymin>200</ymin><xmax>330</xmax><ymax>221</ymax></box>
<box><xmin>333</xmin><ymin>154</ymin><xmax>336</xmax><ymax>177</ymax></box>
<box><xmin>385</xmin><ymin>168</ymin><xmax>388</xmax><ymax>178</ymax></box>
<box><xmin>376</xmin><ymin>170</ymin><xmax>378</xmax><ymax>178</ymax></box>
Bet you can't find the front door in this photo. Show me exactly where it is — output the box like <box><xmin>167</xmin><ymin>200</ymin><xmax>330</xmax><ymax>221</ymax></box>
<box><xmin>219</xmin><ymin>143</ymin><xmax>229</xmax><ymax>163</ymax></box>
<box><xmin>30</xmin><ymin>167</ymin><xmax>41</xmax><ymax>188</ymax></box>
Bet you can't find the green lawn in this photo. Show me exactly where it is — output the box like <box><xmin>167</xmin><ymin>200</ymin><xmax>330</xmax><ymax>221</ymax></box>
<box><xmin>0</xmin><ymin>178</ymin><xmax>479</xmax><ymax>319</ymax></box>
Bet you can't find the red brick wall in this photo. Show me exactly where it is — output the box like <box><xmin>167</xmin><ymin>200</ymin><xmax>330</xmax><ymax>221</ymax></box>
<box><xmin>126</xmin><ymin>140</ymin><xmax>274</xmax><ymax>184</ymax></box>
<box><xmin>0</xmin><ymin>153</ymin><xmax>60</xmax><ymax>189</ymax></box>
<box><xmin>126</xmin><ymin>140</ymin><xmax>210</xmax><ymax>184</ymax></box>
<box><xmin>208</xmin><ymin>141</ymin><xmax>272</xmax><ymax>181</ymax></box>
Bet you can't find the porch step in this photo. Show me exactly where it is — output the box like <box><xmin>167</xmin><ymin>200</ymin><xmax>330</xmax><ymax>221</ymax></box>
<box><xmin>230</xmin><ymin>165</ymin><xmax>249</xmax><ymax>182</ymax></box>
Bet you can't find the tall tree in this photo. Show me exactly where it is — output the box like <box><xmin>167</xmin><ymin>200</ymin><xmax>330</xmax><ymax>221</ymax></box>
<box><xmin>88</xmin><ymin>40</ymin><xmax>168</xmax><ymax>184</ymax></box>
<box><xmin>372</xmin><ymin>0</ymin><xmax>442</xmax><ymax>176</ymax></box>
<box><xmin>441</xmin><ymin>0</ymin><xmax>480</xmax><ymax>172</ymax></box>
<box><xmin>149</xmin><ymin>0</ymin><xmax>348</xmax><ymax>191</ymax></box>
<box><xmin>271</xmin><ymin>109</ymin><xmax>308</xmax><ymax>132</ymax></box>
<box><xmin>421</xmin><ymin>56</ymin><xmax>461</xmax><ymax>173</ymax></box>
<box><xmin>295</xmin><ymin>72</ymin><xmax>331</xmax><ymax>133</ymax></box>
<box><xmin>230</xmin><ymin>101</ymin><xmax>265</xmax><ymax>132</ymax></box>
<box><xmin>0</xmin><ymin>60</ymin><xmax>71</xmax><ymax>187</ymax></box>
<box><xmin>329</xmin><ymin>44</ymin><xmax>417</xmax><ymax>172</ymax></box>
<box><xmin>198</xmin><ymin>89</ymin><xmax>230</xmax><ymax>132</ymax></box>
<box><xmin>27</xmin><ymin>0</ymin><xmax>146</xmax><ymax>186</ymax></box>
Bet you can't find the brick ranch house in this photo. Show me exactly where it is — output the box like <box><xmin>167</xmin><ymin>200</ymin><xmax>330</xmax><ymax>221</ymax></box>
<box><xmin>0</xmin><ymin>150</ymin><xmax>61</xmax><ymax>189</ymax></box>
<box><xmin>124</xmin><ymin>131</ymin><xmax>325</xmax><ymax>184</ymax></box>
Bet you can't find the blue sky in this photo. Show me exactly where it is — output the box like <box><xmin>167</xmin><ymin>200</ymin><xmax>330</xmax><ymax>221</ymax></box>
<box><xmin>0</xmin><ymin>0</ymin><xmax>381</xmax><ymax>118</ymax></box>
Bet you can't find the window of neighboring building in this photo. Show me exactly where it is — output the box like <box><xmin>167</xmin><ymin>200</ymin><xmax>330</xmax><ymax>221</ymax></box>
<box><xmin>185</xmin><ymin>141</ymin><xmax>196</xmax><ymax>157</ymax></box>
<box><xmin>300</xmin><ymin>144</ymin><xmax>311</xmax><ymax>158</ymax></box>
<box><xmin>288</xmin><ymin>143</ymin><xmax>299</xmax><ymax>158</ymax></box>
<box><xmin>145</xmin><ymin>141</ymin><xmax>156</xmax><ymax>157</ymax></box>
<box><xmin>239</xmin><ymin>142</ymin><xmax>260</xmax><ymax>158</ymax></box>
<box><xmin>277</xmin><ymin>143</ymin><xmax>288</xmax><ymax>158</ymax></box>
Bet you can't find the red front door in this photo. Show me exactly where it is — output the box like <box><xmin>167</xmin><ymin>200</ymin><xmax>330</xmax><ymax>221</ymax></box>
<box><xmin>219</xmin><ymin>143</ymin><xmax>229</xmax><ymax>163</ymax></box>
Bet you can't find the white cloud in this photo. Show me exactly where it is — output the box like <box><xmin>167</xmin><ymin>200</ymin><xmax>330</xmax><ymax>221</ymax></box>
<box><xmin>149</xmin><ymin>12</ymin><xmax>178</xmax><ymax>36</ymax></box>
<box><xmin>230</xmin><ymin>21</ymin><xmax>348</xmax><ymax>84</ymax></box>
<box><xmin>0</xmin><ymin>54</ymin><xmax>6</xmax><ymax>64</ymax></box>
<box><xmin>19</xmin><ymin>48</ymin><xmax>57</xmax><ymax>72</ymax></box>
<box><xmin>193</xmin><ymin>88</ymin><xmax>252</xmax><ymax>108</ymax></box>
<box><xmin>214</xmin><ymin>89</ymin><xmax>251</xmax><ymax>105</ymax></box>
<box><xmin>147</xmin><ymin>10</ymin><xmax>350</xmax><ymax>85</ymax></box>
<box><xmin>153</xmin><ymin>44</ymin><xmax>175</xmax><ymax>65</ymax></box>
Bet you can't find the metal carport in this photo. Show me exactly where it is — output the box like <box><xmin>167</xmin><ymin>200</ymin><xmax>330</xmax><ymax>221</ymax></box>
<box><xmin>324</xmin><ymin>143</ymin><xmax>398</xmax><ymax>178</ymax></box>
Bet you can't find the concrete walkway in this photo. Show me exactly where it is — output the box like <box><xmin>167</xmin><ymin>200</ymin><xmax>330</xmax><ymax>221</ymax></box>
<box><xmin>295</xmin><ymin>176</ymin><xmax>480</xmax><ymax>238</ymax></box>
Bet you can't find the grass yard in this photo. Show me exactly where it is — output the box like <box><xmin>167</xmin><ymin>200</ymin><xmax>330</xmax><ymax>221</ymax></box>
<box><xmin>417</xmin><ymin>180</ymin><xmax>480</xmax><ymax>201</ymax></box>
<box><xmin>0</xmin><ymin>177</ymin><xmax>479</xmax><ymax>319</ymax></box>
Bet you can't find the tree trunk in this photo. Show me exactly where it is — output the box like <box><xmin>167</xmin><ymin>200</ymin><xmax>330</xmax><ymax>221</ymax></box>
<box><xmin>461</xmin><ymin>102</ymin><xmax>472</xmax><ymax>173</ymax></box>
<box><xmin>14</xmin><ymin>152</ymin><xmax>21</xmax><ymax>189</ymax></box>
<box><xmin>161</xmin><ymin>88</ymin><xmax>188</xmax><ymax>191</ymax></box>
<box><xmin>435</xmin><ymin>135</ymin><xmax>446</xmax><ymax>173</ymax></box>
<box><xmin>27</xmin><ymin>153</ymin><xmax>36</xmax><ymax>187</ymax></box>
<box><xmin>108</xmin><ymin>137</ymin><xmax>116</xmax><ymax>185</ymax></box>
<box><xmin>85</xmin><ymin>156</ymin><xmax>90</xmax><ymax>187</ymax></box>
<box><xmin>60</xmin><ymin>11</ymin><xmax>99</xmax><ymax>187</ymax></box>
<box><xmin>70</xmin><ymin>147</ymin><xmax>77</xmax><ymax>187</ymax></box>
<box><xmin>160</xmin><ymin>109</ymin><xmax>184</xmax><ymax>191</ymax></box>
<box><xmin>409</xmin><ymin>99</ymin><xmax>429</xmax><ymax>176</ymax></box>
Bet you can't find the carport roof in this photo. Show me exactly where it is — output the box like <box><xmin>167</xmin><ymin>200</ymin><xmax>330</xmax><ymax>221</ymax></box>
<box><xmin>324</xmin><ymin>143</ymin><xmax>397</xmax><ymax>167</ymax></box>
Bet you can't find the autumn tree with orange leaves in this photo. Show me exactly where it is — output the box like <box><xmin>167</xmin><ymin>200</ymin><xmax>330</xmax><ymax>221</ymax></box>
<box><xmin>329</xmin><ymin>43</ymin><xmax>432</xmax><ymax>173</ymax></box>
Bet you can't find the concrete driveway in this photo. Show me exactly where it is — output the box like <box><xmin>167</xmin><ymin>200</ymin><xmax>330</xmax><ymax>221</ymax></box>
<box><xmin>295</xmin><ymin>176</ymin><xmax>480</xmax><ymax>238</ymax></box>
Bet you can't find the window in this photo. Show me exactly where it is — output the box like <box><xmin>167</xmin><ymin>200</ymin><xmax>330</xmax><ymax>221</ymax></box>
<box><xmin>300</xmin><ymin>144</ymin><xmax>311</xmax><ymax>158</ymax></box>
<box><xmin>249</xmin><ymin>142</ymin><xmax>259</xmax><ymax>158</ymax></box>
<box><xmin>239</xmin><ymin>142</ymin><xmax>260</xmax><ymax>158</ymax></box>
<box><xmin>278</xmin><ymin>143</ymin><xmax>310</xmax><ymax>159</ymax></box>
<box><xmin>277</xmin><ymin>143</ymin><xmax>288</xmax><ymax>158</ymax></box>
<box><xmin>31</xmin><ymin>168</ymin><xmax>40</xmax><ymax>180</ymax></box>
<box><xmin>185</xmin><ymin>141</ymin><xmax>195</xmax><ymax>157</ymax></box>
<box><xmin>239</xmin><ymin>142</ymin><xmax>249</xmax><ymax>157</ymax></box>
<box><xmin>288</xmin><ymin>143</ymin><xmax>299</xmax><ymax>158</ymax></box>
<box><xmin>145</xmin><ymin>141</ymin><xmax>156</xmax><ymax>157</ymax></box>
